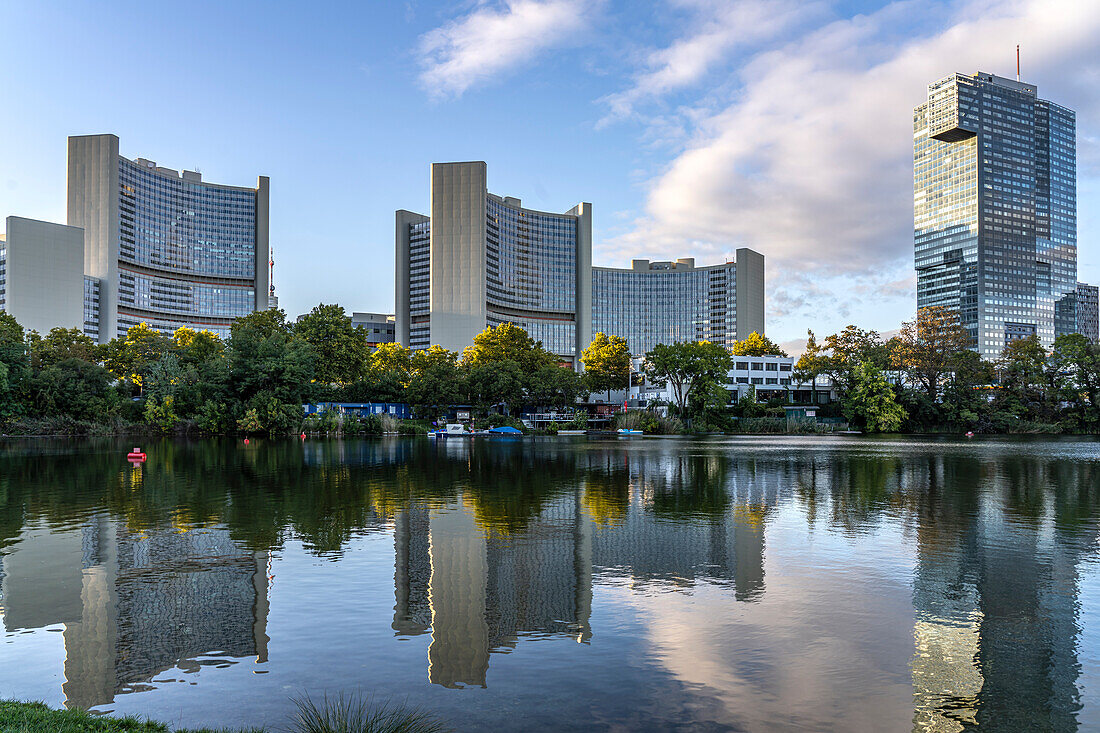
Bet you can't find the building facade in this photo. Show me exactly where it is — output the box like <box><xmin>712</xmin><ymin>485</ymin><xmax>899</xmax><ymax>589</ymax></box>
<box><xmin>68</xmin><ymin>134</ymin><xmax>270</xmax><ymax>342</ymax></box>
<box><xmin>396</xmin><ymin>162</ymin><xmax>591</xmax><ymax>365</ymax></box>
<box><xmin>397</xmin><ymin>162</ymin><xmax>767</xmax><ymax>365</ymax></box>
<box><xmin>914</xmin><ymin>72</ymin><xmax>1076</xmax><ymax>359</ymax></box>
<box><xmin>0</xmin><ymin>216</ymin><xmax>86</xmax><ymax>335</ymax></box>
<box><xmin>593</xmin><ymin>252</ymin><xmax>764</xmax><ymax>356</ymax></box>
<box><xmin>1077</xmin><ymin>282</ymin><xmax>1099</xmax><ymax>344</ymax></box>
<box><xmin>351</xmin><ymin>311</ymin><xmax>396</xmax><ymax>348</ymax></box>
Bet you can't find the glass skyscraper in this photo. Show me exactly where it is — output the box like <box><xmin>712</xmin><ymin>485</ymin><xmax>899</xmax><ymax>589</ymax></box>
<box><xmin>68</xmin><ymin>134</ymin><xmax>270</xmax><ymax>342</ymax></box>
<box><xmin>914</xmin><ymin>72</ymin><xmax>1076</xmax><ymax>359</ymax></box>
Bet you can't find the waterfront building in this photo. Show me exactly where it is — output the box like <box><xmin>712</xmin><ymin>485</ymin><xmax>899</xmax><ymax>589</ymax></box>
<box><xmin>914</xmin><ymin>72</ymin><xmax>1076</xmax><ymax>359</ymax></box>
<box><xmin>592</xmin><ymin>254</ymin><xmax>763</xmax><ymax>355</ymax></box>
<box><xmin>68</xmin><ymin>134</ymin><xmax>270</xmax><ymax>342</ymax></box>
<box><xmin>396</xmin><ymin>161</ymin><xmax>591</xmax><ymax>365</ymax></box>
<box><xmin>0</xmin><ymin>216</ymin><xmax>87</xmax><ymax>335</ymax></box>
<box><xmin>627</xmin><ymin>354</ymin><xmax>836</xmax><ymax>408</ymax></box>
<box><xmin>1077</xmin><ymin>282</ymin><xmax>1098</xmax><ymax>343</ymax></box>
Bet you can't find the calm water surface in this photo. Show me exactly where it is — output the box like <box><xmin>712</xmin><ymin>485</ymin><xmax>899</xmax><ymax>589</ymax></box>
<box><xmin>0</xmin><ymin>436</ymin><xmax>1098</xmax><ymax>732</ymax></box>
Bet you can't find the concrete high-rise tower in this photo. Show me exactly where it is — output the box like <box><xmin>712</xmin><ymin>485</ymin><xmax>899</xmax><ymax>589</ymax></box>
<box><xmin>914</xmin><ymin>72</ymin><xmax>1076</xmax><ymax>359</ymax></box>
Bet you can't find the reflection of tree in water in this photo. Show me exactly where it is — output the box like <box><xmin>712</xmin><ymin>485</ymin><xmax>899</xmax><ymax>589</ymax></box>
<box><xmin>582</xmin><ymin>467</ymin><xmax>630</xmax><ymax>526</ymax></box>
<box><xmin>646</xmin><ymin>454</ymin><xmax>731</xmax><ymax>520</ymax></box>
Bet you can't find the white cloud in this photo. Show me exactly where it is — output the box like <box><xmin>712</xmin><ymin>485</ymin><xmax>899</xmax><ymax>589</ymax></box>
<box><xmin>606</xmin><ymin>0</ymin><xmax>1100</xmax><ymax>333</ymax></box>
<box><xmin>419</xmin><ymin>0</ymin><xmax>599</xmax><ymax>98</ymax></box>
<box><xmin>600</xmin><ymin>0</ymin><xmax>819</xmax><ymax>125</ymax></box>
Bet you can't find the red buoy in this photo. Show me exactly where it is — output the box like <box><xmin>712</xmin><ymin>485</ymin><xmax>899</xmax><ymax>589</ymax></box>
<box><xmin>244</xmin><ymin>438</ymin><xmax>250</xmax><ymax>445</ymax></box>
<box><xmin>127</xmin><ymin>447</ymin><xmax>146</xmax><ymax>463</ymax></box>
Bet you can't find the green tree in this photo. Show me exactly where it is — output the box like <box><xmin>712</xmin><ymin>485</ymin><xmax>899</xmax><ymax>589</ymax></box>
<box><xmin>461</xmin><ymin>323</ymin><xmax>555</xmax><ymax>372</ymax></box>
<box><xmin>1049</xmin><ymin>333</ymin><xmax>1100</xmax><ymax>428</ymax></box>
<box><xmin>580</xmin><ymin>332</ymin><xmax>630</xmax><ymax>397</ymax></box>
<box><xmin>794</xmin><ymin>329</ymin><xmax>827</xmax><ymax>405</ymax></box>
<box><xmin>0</xmin><ymin>312</ymin><xmax>29</xmax><ymax>417</ymax></box>
<box><xmin>816</xmin><ymin>325</ymin><xmax>888</xmax><ymax>396</ymax></box>
<box><xmin>103</xmin><ymin>322</ymin><xmax>171</xmax><ymax>392</ymax></box>
<box><xmin>228</xmin><ymin>309</ymin><xmax>315</xmax><ymax>433</ymax></box>
<box><xmin>26</xmin><ymin>358</ymin><xmax>115</xmax><ymax>420</ymax></box>
<box><xmin>730</xmin><ymin>331</ymin><xmax>787</xmax><ymax>357</ymax></box>
<box><xmin>465</xmin><ymin>360</ymin><xmax>525</xmax><ymax>414</ymax></box>
<box><xmin>294</xmin><ymin>303</ymin><xmax>370</xmax><ymax>384</ymax></box>
<box><xmin>644</xmin><ymin>340</ymin><xmax>733</xmax><ymax>415</ymax></box>
<box><xmin>29</xmin><ymin>327</ymin><xmax>99</xmax><ymax>368</ymax></box>
<box><xmin>528</xmin><ymin>364</ymin><xmax>588</xmax><ymax>410</ymax></box>
<box><xmin>407</xmin><ymin>346</ymin><xmax>464</xmax><ymax>415</ymax></box>
<box><xmin>998</xmin><ymin>336</ymin><xmax>1048</xmax><ymax>403</ymax></box>
<box><xmin>844</xmin><ymin>361</ymin><xmax>906</xmax><ymax>432</ymax></box>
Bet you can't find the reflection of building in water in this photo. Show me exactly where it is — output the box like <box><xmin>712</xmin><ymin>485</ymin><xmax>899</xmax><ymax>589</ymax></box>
<box><xmin>909</xmin><ymin>461</ymin><xmax>1093</xmax><ymax>732</ymax></box>
<box><xmin>587</xmin><ymin>452</ymin><xmax>774</xmax><ymax>600</ymax></box>
<box><xmin>0</xmin><ymin>514</ymin><xmax>268</xmax><ymax>710</ymax></box>
<box><xmin>393</xmin><ymin>494</ymin><xmax>592</xmax><ymax>688</ymax></box>
<box><xmin>391</xmin><ymin>451</ymin><xmax>779</xmax><ymax>687</ymax></box>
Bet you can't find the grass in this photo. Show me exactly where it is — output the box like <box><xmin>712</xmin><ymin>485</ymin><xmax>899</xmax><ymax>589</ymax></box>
<box><xmin>0</xmin><ymin>700</ymin><xmax>261</xmax><ymax>732</ymax></box>
<box><xmin>290</xmin><ymin>694</ymin><xmax>448</xmax><ymax>733</ymax></box>
<box><xmin>0</xmin><ymin>697</ymin><xmax>447</xmax><ymax>733</ymax></box>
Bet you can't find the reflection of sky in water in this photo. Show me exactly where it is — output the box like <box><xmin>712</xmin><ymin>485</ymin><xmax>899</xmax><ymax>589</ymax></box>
<box><xmin>0</xmin><ymin>435</ymin><xmax>1097</xmax><ymax>731</ymax></box>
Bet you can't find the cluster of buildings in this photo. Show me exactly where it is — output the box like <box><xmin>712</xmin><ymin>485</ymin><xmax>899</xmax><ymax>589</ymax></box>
<box><xmin>0</xmin><ymin>69</ymin><xmax>1095</xmax><ymax>370</ymax></box>
<box><xmin>395</xmin><ymin>161</ymin><xmax>764</xmax><ymax>365</ymax></box>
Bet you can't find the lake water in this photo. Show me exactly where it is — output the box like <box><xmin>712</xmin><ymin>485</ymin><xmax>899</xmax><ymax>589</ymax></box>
<box><xmin>1</xmin><ymin>435</ymin><xmax>1098</xmax><ymax>732</ymax></box>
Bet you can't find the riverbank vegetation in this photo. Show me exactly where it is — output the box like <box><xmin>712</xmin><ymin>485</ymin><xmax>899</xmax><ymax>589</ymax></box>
<box><xmin>0</xmin><ymin>304</ymin><xmax>1097</xmax><ymax>436</ymax></box>
<box><xmin>0</xmin><ymin>698</ymin><xmax>448</xmax><ymax>733</ymax></box>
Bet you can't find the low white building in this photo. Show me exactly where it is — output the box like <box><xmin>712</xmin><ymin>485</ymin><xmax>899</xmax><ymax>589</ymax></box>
<box><xmin>626</xmin><ymin>355</ymin><xmax>836</xmax><ymax>409</ymax></box>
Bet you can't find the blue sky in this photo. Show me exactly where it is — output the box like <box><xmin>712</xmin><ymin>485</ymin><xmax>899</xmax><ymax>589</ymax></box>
<box><xmin>2</xmin><ymin>0</ymin><xmax>1097</xmax><ymax>351</ymax></box>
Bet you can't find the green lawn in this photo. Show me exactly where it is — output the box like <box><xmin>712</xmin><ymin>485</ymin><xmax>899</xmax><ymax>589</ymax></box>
<box><xmin>0</xmin><ymin>701</ymin><xmax>263</xmax><ymax>733</ymax></box>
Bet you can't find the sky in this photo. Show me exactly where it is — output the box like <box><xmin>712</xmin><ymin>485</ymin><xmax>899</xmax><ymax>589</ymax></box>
<box><xmin>1</xmin><ymin>0</ymin><xmax>1098</xmax><ymax>353</ymax></box>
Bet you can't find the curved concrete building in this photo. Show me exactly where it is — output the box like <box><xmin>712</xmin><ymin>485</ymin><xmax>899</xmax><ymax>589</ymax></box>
<box><xmin>397</xmin><ymin>162</ymin><xmax>591</xmax><ymax>365</ymax></box>
<box><xmin>68</xmin><ymin>134</ymin><xmax>269</xmax><ymax>342</ymax></box>
<box><xmin>592</xmin><ymin>252</ymin><xmax>764</xmax><ymax>355</ymax></box>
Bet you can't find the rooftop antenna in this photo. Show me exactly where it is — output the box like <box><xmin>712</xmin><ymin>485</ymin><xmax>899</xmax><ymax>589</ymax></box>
<box><xmin>1016</xmin><ymin>44</ymin><xmax>1020</xmax><ymax>82</ymax></box>
<box><xmin>269</xmin><ymin>249</ymin><xmax>275</xmax><ymax>298</ymax></box>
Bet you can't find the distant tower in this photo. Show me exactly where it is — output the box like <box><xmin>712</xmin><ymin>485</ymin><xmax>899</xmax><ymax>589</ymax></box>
<box><xmin>267</xmin><ymin>249</ymin><xmax>279</xmax><ymax>310</ymax></box>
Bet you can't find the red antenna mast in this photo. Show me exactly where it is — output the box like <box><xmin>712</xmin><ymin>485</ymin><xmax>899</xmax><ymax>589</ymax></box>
<box><xmin>269</xmin><ymin>249</ymin><xmax>275</xmax><ymax>297</ymax></box>
<box><xmin>1016</xmin><ymin>44</ymin><xmax>1020</xmax><ymax>82</ymax></box>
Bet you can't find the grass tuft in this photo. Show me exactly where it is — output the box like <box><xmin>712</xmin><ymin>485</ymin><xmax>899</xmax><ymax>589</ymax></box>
<box><xmin>290</xmin><ymin>693</ymin><xmax>448</xmax><ymax>733</ymax></box>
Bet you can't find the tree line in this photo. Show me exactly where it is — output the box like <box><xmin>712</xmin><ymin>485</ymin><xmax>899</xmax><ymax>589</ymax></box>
<box><xmin>1</xmin><ymin>302</ymin><xmax>1096</xmax><ymax>435</ymax></box>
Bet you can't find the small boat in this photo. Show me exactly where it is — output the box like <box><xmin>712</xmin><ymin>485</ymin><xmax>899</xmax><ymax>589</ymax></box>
<box><xmin>617</xmin><ymin>429</ymin><xmax>643</xmax><ymax>436</ymax></box>
<box><xmin>558</xmin><ymin>429</ymin><xmax>586</xmax><ymax>435</ymax></box>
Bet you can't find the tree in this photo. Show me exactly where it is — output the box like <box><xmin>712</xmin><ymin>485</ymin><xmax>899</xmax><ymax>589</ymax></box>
<box><xmin>0</xmin><ymin>312</ymin><xmax>29</xmax><ymax>417</ymax></box>
<box><xmin>103</xmin><ymin>322</ymin><xmax>171</xmax><ymax>391</ymax></box>
<box><xmin>580</xmin><ymin>332</ymin><xmax>630</xmax><ymax>397</ymax></box>
<box><xmin>817</xmin><ymin>325</ymin><xmax>888</xmax><ymax>396</ymax></box>
<box><xmin>644</xmin><ymin>340</ymin><xmax>733</xmax><ymax>415</ymax></box>
<box><xmin>794</xmin><ymin>329</ymin><xmax>827</xmax><ymax>405</ymax></box>
<box><xmin>407</xmin><ymin>346</ymin><xmax>464</xmax><ymax>415</ymax></box>
<box><xmin>461</xmin><ymin>323</ymin><xmax>555</xmax><ymax>372</ymax></box>
<box><xmin>730</xmin><ymin>332</ymin><xmax>787</xmax><ymax>357</ymax></box>
<box><xmin>892</xmin><ymin>306</ymin><xmax>972</xmax><ymax>400</ymax></box>
<box><xmin>998</xmin><ymin>336</ymin><xmax>1047</xmax><ymax>402</ymax></box>
<box><xmin>228</xmin><ymin>309</ymin><xmax>315</xmax><ymax>432</ymax></box>
<box><xmin>30</xmin><ymin>327</ymin><xmax>99</xmax><ymax>368</ymax></box>
<box><xmin>369</xmin><ymin>343</ymin><xmax>413</xmax><ymax>385</ymax></box>
<box><xmin>844</xmin><ymin>361</ymin><xmax>906</xmax><ymax>432</ymax></box>
<box><xmin>529</xmin><ymin>364</ymin><xmax>588</xmax><ymax>410</ymax></box>
<box><xmin>294</xmin><ymin>304</ymin><xmax>370</xmax><ymax>385</ymax></box>
<box><xmin>465</xmin><ymin>360</ymin><xmax>524</xmax><ymax>413</ymax></box>
<box><xmin>1049</xmin><ymin>334</ymin><xmax>1100</xmax><ymax>428</ymax></box>
<box><xmin>26</xmin><ymin>358</ymin><xmax>114</xmax><ymax>420</ymax></box>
